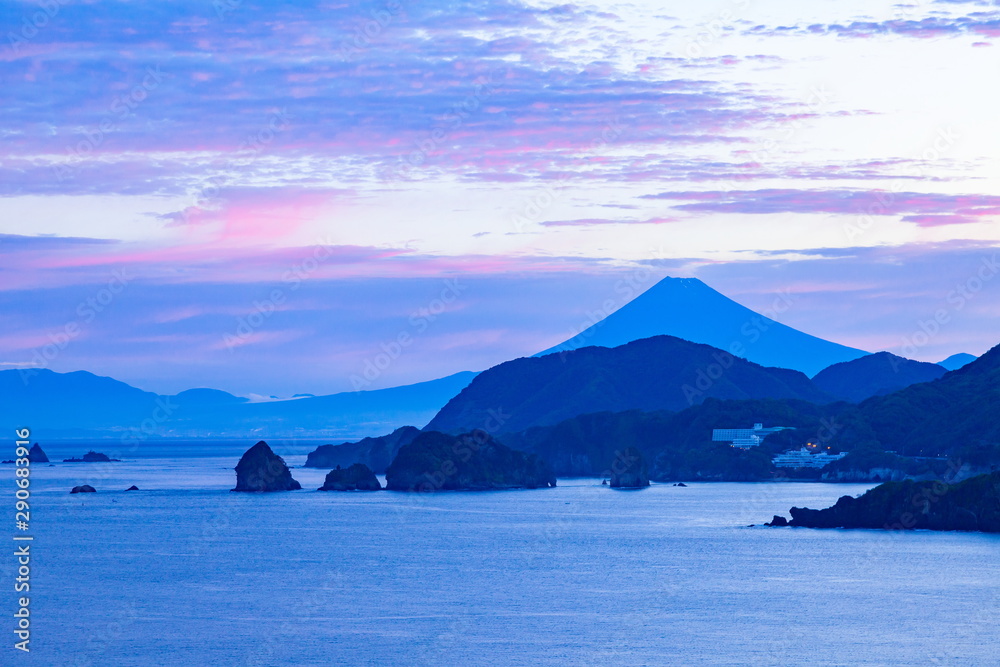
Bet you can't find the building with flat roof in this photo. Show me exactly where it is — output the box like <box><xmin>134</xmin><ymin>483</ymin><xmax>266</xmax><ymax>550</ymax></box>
<box><xmin>712</xmin><ymin>423</ymin><xmax>789</xmax><ymax>449</ymax></box>
<box><xmin>772</xmin><ymin>448</ymin><xmax>847</xmax><ymax>469</ymax></box>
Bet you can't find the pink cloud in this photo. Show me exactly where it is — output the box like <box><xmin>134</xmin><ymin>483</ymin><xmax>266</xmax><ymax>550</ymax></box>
<box><xmin>900</xmin><ymin>214</ymin><xmax>978</xmax><ymax>227</ymax></box>
<box><xmin>541</xmin><ymin>217</ymin><xmax>676</xmax><ymax>227</ymax></box>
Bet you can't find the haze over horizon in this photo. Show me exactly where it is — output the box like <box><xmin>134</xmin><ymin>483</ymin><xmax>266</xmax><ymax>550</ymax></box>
<box><xmin>3</xmin><ymin>0</ymin><xmax>999</xmax><ymax>395</ymax></box>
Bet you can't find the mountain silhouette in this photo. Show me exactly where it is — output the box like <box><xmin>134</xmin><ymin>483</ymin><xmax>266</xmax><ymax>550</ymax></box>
<box><xmin>937</xmin><ymin>353</ymin><xmax>977</xmax><ymax>371</ymax></box>
<box><xmin>427</xmin><ymin>335</ymin><xmax>833</xmax><ymax>434</ymax></box>
<box><xmin>811</xmin><ymin>352</ymin><xmax>946</xmax><ymax>403</ymax></box>
<box><xmin>856</xmin><ymin>342</ymin><xmax>1000</xmax><ymax>456</ymax></box>
<box><xmin>536</xmin><ymin>276</ymin><xmax>867</xmax><ymax>376</ymax></box>
<box><xmin>0</xmin><ymin>369</ymin><xmax>477</xmax><ymax>440</ymax></box>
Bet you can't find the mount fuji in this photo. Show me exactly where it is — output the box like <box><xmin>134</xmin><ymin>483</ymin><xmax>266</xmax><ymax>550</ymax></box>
<box><xmin>536</xmin><ymin>277</ymin><xmax>868</xmax><ymax>377</ymax></box>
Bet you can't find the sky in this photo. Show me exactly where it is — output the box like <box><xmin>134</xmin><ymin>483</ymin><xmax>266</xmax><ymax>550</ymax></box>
<box><xmin>1</xmin><ymin>0</ymin><xmax>999</xmax><ymax>396</ymax></box>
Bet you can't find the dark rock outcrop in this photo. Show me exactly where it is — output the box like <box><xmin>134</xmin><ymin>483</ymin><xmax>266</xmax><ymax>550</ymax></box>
<box><xmin>385</xmin><ymin>430</ymin><xmax>556</xmax><ymax>491</ymax></box>
<box><xmin>766</xmin><ymin>515</ymin><xmax>788</xmax><ymax>526</ymax></box>
<box><xmin>71</xmin><ymin>485</ymin><xmax>96</xmax><ymax>493</ymax></box>
<box><xmin>232</xmin><ymin>441</ymin><xmax>301</xmax><ymax>492</ymax></box>
<box><xmin>783</xmin><ymin>471</ymin><xmax>1000</xmax><ymax>532</ymax></box>
<box><xmin>609</xmin><ymin>447</ymin><xmax>650</xmax><ymax>488</ymax></box>
<box><xmin>126</xmin><ymin>485</ymin><xmax>139</xmax><ymax>491</ymax></box>
<box><xmin>319</xmin><ymin>464</ymin><xmax>382</xmax><ymax>491</ymax></box>
<box><xmin>28</xmin><ymin>443</ymin><xmax>49</xmax><ymax>463</ymax></box>
<box><xmin>304</xmin><ymin>426</ymin><xmax>420</xmax><ymax>473</ymax></box>
<box><xmin>64</xmin><ymin>451</ymin><xmax>120</xmax><ymax>463</ymax></box>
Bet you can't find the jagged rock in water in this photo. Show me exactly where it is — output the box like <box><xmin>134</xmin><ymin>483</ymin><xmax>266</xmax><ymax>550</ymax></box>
<box><xmin>28</xmin><ymin>443</ymin><xmax>49</xmax><ymax>463</ymax></box>
<box><xmin>64</xmin><ymin>451</ymin><xmax>120</xmax><ymax>463</ymax></box>
<box><xmin>71</xmin><ymin>485</ymin><xmax>96</xmax><ymax>493</ymax></box>
<box><xmin>319</xmin><ymin>464</ymin><xmax>382</xmax><ymax>491</ymax></box>
<box><xmin>385</xmin><ymin>430</ymin><xmax>556</xmax><ymax>491</ymax></box>
<box><xmin>232</xmin><ymin>441</ymin><xmax>301</xmax><ymax>492</ymax></box>
<box><xmin>766</xmin><ymin>515</ymin><xmax>788</xmax><ymax>527</ymax></box>
<box><xmin>786</xmin><ymin>471</ymin><xmax>1000</xmax><ymax>532</ymax></box>
<box><xmin>609</xmin><ymin>447</ymin><xmax>650</xmax><ymax>488</ymax></box>
<box><xmin>305</xmin><ymin>426</ymin><xmax>420</xmax><ymax>473</ymax></box>
<box><xmin>126</xmin><ymin>485</ymin><xmax>139</xmax><ymax>491</ymax></box>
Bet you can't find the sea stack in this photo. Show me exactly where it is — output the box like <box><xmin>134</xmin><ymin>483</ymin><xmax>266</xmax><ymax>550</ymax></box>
<box><xmin>63</xmin><ymin>451</ymin><xmax>120</xmax><ymax>463</ymax></box>
<box><xmin>232</xmin><ymin>441</ymin><xmax>301</xmax><ymax>492</ymax></box>
<box><xmin>28</xmin><ymin>443</ymin><xmax>49</xmax><ymax>463</ymax></box>
<box><xmin>385</xmin><ymin>430</ymin><xmax>557</xmax><ymax>491</ymax></box>
<box><xmin>609</xmin><ymin>447</ymin><xmax>650</xmax><ymax>488</ymax></box>
<box><xmin>319</xmin><ymin>464</ymin><xmax>382</xmax><ymax>491</ymax></box>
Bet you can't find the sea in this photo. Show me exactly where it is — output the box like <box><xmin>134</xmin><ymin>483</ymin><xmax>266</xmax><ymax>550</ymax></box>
<box><xmin>5</xmin><ymin>441</ymin><xmax>999</xmax><ymax>666</ymax></box>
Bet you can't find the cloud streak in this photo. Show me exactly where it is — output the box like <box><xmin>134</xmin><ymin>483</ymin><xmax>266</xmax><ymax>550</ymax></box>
<box><xmin>643</xmin><ymin>189</ymin><xmax>1000</xmax><ymax>224</ymax></box>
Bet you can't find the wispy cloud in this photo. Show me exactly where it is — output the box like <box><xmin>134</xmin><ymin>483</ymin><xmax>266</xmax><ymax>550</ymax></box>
<box><xmin>540</xmin><ymin>217</ymin><xmax>675</xmax><ymax>227</ymax></box>
<box><xmin>643</xmin><ymin>189</ymin><xmax>1000</xmax><ymax>223</ymax></box>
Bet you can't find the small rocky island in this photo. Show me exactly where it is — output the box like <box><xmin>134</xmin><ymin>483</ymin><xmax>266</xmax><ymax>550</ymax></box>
<box><xmin>769</xmin><ymin>471</ymin><xmax>1000</xmax><ymax>532</ymax></box>
<box><xmin>609</xmin><ymin>446</ymin><xmax>650</xmax><ymax>488</ymax></box>
<box><xmin>232</xmin><ymin>441</ymin><xmax>301</xmax><ymax>492</ymax></box>
<box><xmin>28</xmin><ymin>443</ymin><xmax>49</xmax><ymax>463</ymax></box>
<box><xmin>71</xmin><ymin>485</ymin><xmax>96</xmax><ymax>493</ymax></box>
<box><xmin>319</xmin><ymin>464</ymin><xmax>382</xmax><ymax>491</ymax></box>
<box><xmin>305</xmin><ymin>426</ymin><xmax>420</xmax><ymax>472</ymax></box>
<box><xmin>385</xmin><ymin>430</ymin><xmax>556</xmax><ymax>491</ymax></box>
<box><xmin>63</xmin><ymin>451</ymin><xmax>120</xmax><ymax>463</ymax></box>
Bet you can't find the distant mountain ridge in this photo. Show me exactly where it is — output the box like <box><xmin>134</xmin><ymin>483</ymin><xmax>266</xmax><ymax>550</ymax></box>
<box><xmin>852</xmin><ymin>342</ymin><xmax>1000</xmax><ymax>456</ymax></box>
<box><xmin>811</xmin><ymin>352</ymin><xmax>946</xmax><ymax>403</ymax></box>
<box><xmin>497</xmin><ymin>340</ymin><xmax>1000</xmax><ymax>478</ymax></box>
<box><xmin>938</xmin><ymin>353</ymin><xmax>977</xmax><ymax>371</ymax></box>
<box><xmin>426</xmin><ymin>335</ymin><xmax>834</xmax><ymax>434</ymax></box>
<box><xmin>0</xmin><ymin>369</ymin><xmax>477</xmax><ymax>440</ymax></box>
<box><xmin>536</xmin><ymin>276</ymin><xmax>868</xmax><ymax>376</ymax></box>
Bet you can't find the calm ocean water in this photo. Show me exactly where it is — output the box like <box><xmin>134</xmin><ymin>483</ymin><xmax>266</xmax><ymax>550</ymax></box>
<box><xmin>5</xmin><ymin>445</ymin><xmax>999</xmax><ymax>666</ymax></box>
